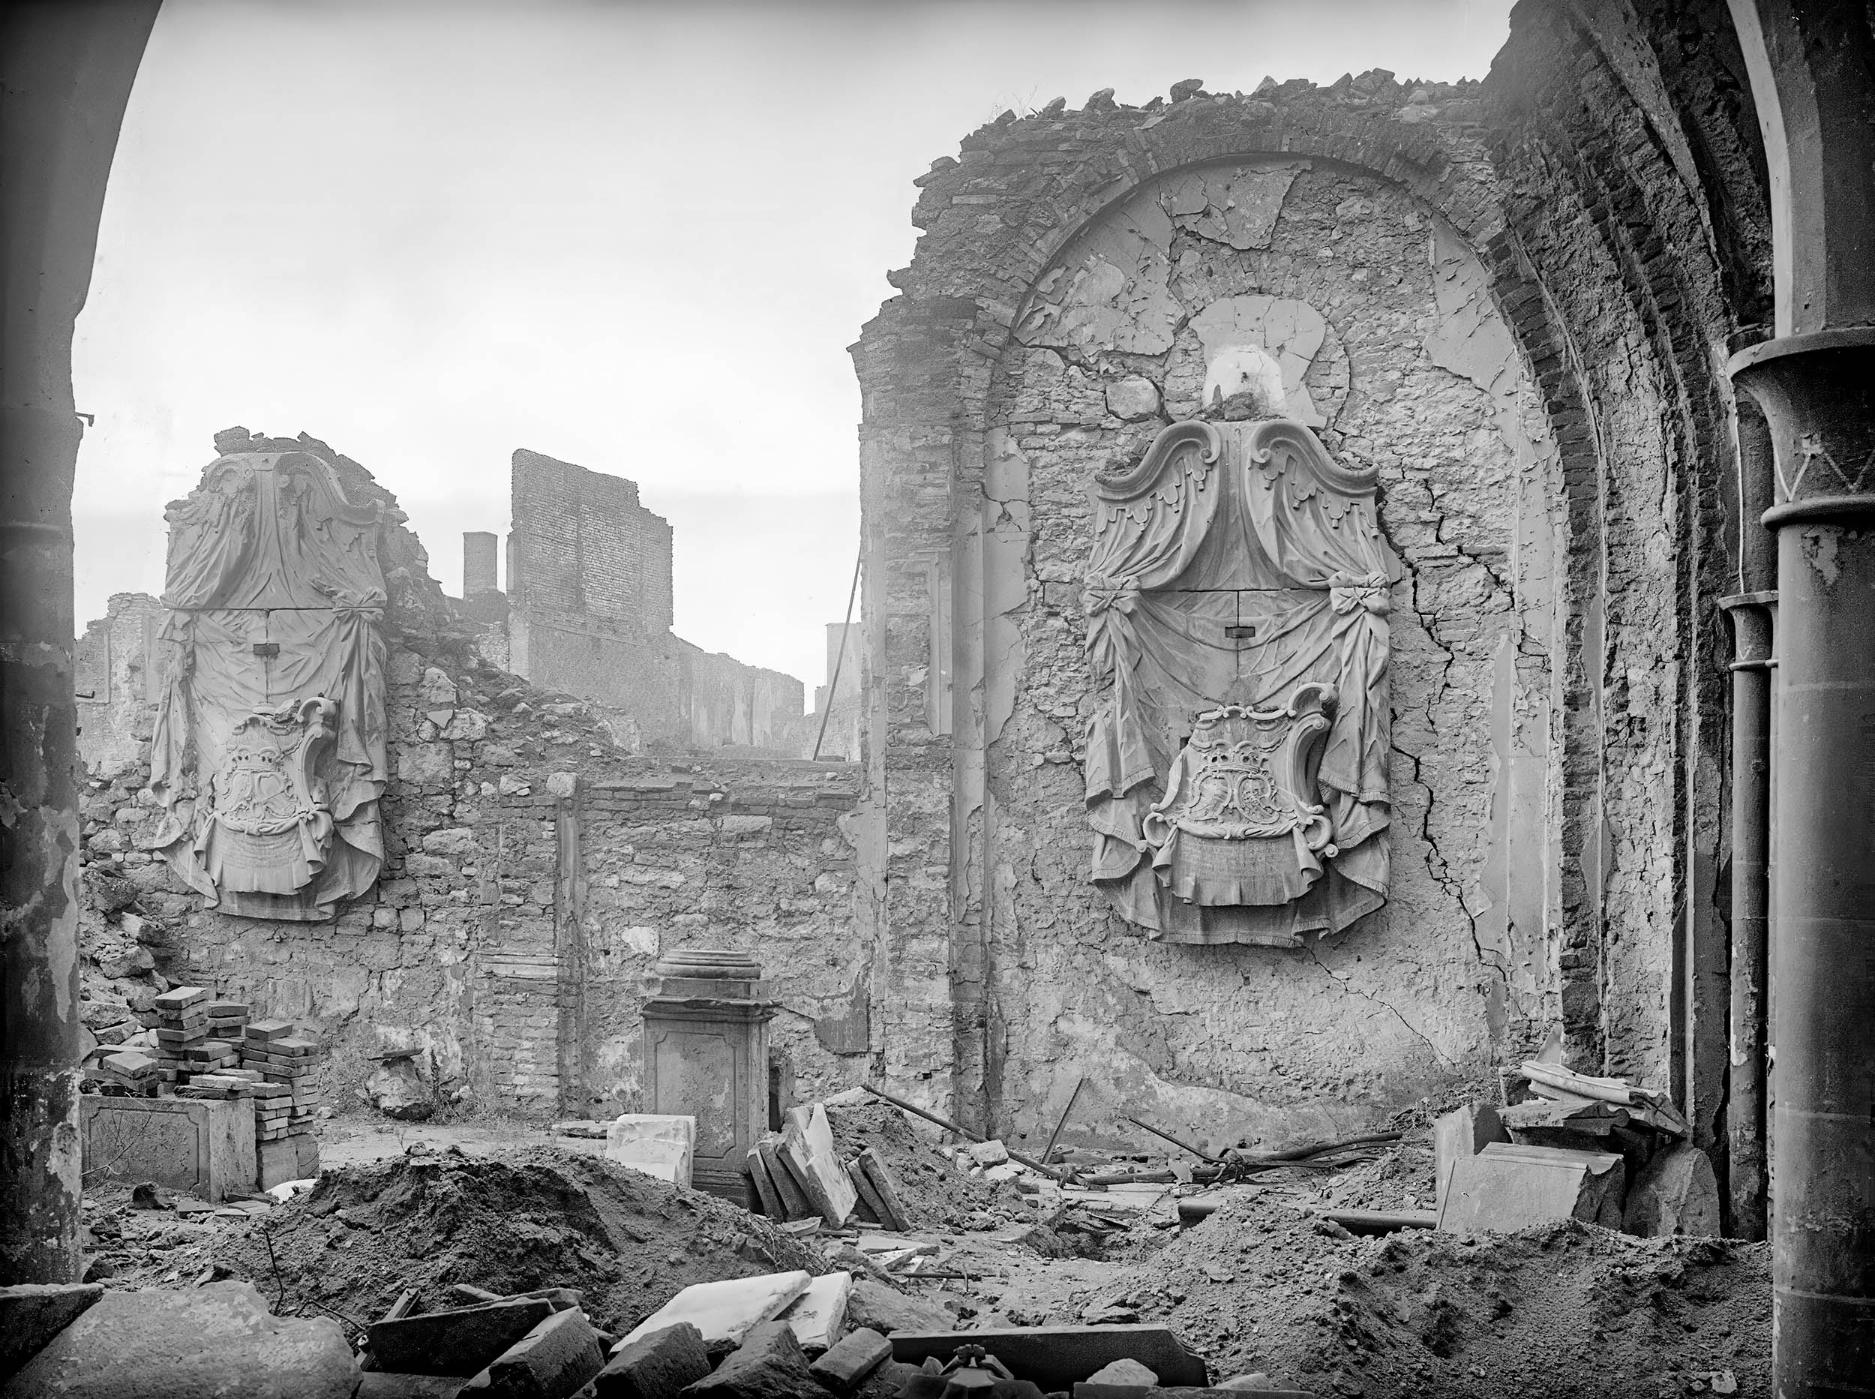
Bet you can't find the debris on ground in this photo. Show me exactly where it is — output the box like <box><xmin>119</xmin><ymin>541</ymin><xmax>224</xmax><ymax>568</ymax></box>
<box><xmin>123</xmin><ymin>1146</ymin><xmax>829</xmax><ymax>1336</ymax></box>
<box><xmin>32</xmin><ymin>1062</ymin><xmax>1768</xmax><ymax>1399</ymax></box>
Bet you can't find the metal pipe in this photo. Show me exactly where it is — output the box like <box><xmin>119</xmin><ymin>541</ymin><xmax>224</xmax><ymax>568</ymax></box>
<box><xmin>1719</xmin><ymin>592</ymin><xmax>1774</xmax><ymax>1241</ymax></box>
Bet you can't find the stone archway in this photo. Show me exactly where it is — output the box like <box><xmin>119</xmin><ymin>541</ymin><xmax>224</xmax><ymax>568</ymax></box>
<box><xmin>1</xmin><ymin>0</ymin><xmax>161</xmax><ymax>1283</ymax></box>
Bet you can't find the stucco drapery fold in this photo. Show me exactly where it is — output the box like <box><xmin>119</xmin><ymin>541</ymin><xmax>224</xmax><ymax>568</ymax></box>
<box><xmin>1084</xmin><ymin>417</ymin><xmax>1394</xmax><ymax>946</ymax></box>
<box><xmin>148</xmin><ymin>452</ymin><xmax>388</xmax><ymax>920</ymax></box>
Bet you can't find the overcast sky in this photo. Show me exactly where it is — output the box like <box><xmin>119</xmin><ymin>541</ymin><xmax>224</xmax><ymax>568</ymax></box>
<box><xmin>74</xmin><ymin>0</ymin><xmax>1513</xmax><ymax>696</ymax></box>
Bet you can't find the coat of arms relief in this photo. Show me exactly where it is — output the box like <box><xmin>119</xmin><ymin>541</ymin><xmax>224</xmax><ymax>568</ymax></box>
<box><xmin>1083</xmin><ymin>392</ymin><xmax>1397</xmax><ymax>947</ymax></box>
<box><xmin>148</xmin><ymin>449</ymin><xmax>388</xmax><ymax>920</ymax></box>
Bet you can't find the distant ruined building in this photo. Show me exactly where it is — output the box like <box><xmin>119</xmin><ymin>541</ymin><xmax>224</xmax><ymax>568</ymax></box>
<box><xmin>462</xmin><ymin>448</ymin><xmax>805</xmax><ymax>755</ymax></box>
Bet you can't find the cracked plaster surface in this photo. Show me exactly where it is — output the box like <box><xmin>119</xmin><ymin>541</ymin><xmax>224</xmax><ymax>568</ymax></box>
<box><xmin>964</xmin><ymin>161</ymin><xmax>1566</xmax><ymax>1149</ymax></box>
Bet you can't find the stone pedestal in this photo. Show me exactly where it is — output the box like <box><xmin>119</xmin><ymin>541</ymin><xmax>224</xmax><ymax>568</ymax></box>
<box><xmin>1730</xmin><ymin>326</ymin><xmax>1875</xmax><ymax>1393</ymax></box>
<box><xmin>81</xmin><ymin>1095</ymin><xmax>256</xmax><ymax>1202</ymax></box>
<box><xmin>641</xmin><ymin>950</ymin><xmax>772</xmax><ymax>1202</ymax></box>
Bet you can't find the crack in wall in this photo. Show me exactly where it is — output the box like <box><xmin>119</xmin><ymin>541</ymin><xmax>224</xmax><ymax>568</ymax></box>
<box><xmin>1374</xmin><ymin>490</ymin><xmax>1511</xmax><ymax>999</ymax></box>
<box><xmin>1306</xmin><ymin>943</ymin><xmax>1458</xmax><ymax>1071</ymax></box>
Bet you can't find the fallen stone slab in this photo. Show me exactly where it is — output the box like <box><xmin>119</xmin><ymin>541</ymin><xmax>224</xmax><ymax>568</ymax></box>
<box><xmin>852</xmin><ymin>1151</ymin><xmax>912</xmax><ymax>1233</ymax></box>
<box><xmin>844</xmin><ymin>1160</ymin><xmax>889</xmax><ymax>1227</ymax></box>
<box><xmin>808</xmin><ymin>1327</ymin><xmax>890</xmax><ymax>1392</ymax></box>
<box><xmin>1438</xmin><ymin>1142</ymin><xmax>1625</xmax><ymax>1235</ymax></box>
<box><xmin>843</xmin><ymin>1279</ymin><xmax>952</xmax><ymax>1338</ymax></box>
<box><xmin>1622</xmin><ymin>1141</ymin><xmax>1721</xmax><ymax>1238</ymax></box>
<box><xmin>887</xmin><ymin>1327</ymin><xmax>1208</xmax><ymax>1390</ymax></box>
<box><xmin>1431</xmin><ymin>1102</ymin><xmax>1507</xmax><ymax>1209</ymax></box>
<box><xmin>459</xmin><ymin>1306</ymin><xmax>606</xmax><ymax>1398</ymax></box>
<box><xmin>607</xmin><ymin>1115</ymin><xmax>697</xmax><ymax>1188</ymax></box>
<box><xmin>757</xmin><ymin>1140</ymin><xmax>815</xmax><ymax>1220</ymax></box>
<box><xmin>4</xmin><ymin>1280</ymin><xmax>354</xmax><ymax>1398</ymax></box>
<box><xmin>0</xmin><ymin>1284</ymin><xmax>103</xmax><ymax>1382</ymax></box>
<box><xmin>779</xmin><ymin>1106</ymin><xmax>857</xmax><ymax>1229</ymax></box>
<box><xmin>679</xmin><ymin>1321</ymin><xmax>820</xmax><ymax>1399</ymax></box>
<box><xmin>616</xmin><ymin>1271</ymin><xmax>813</xmax><ymax>1355</ymax></box>
<box><xmin>777</xmin><ymin>1271</ymin><xmax>852</xmax><ymax>1354</ymax></box>
<box><xmin>369</xmin><ymin>1295</ymin><xmax>557</xmax><ymax>1376</ymax></box>
<box><xmin>595</xmin><ymin>1321</ymin><xmax>711</xmax><ymax>1399</ymax></box>
<box><xmin>747</xmin><ymin>1149</ymin><xmax>787</xmax><ymax>1219</ymax></box>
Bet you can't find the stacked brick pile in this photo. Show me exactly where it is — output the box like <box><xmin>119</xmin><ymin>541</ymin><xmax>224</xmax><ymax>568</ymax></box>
<box><xmin>150</xmin><ymin>986</ymin><xmax>213</xmax><ymax>1081</ymax></box>
<box><xmin>91</xmin><ymin>1049</ymin><xmax>162</xmax><ymax>1095</ymax></box>
<box><xmin>244</xmin><ymin>1019</ymin><xmax>326</xmax><ymax>1147</ymax></box>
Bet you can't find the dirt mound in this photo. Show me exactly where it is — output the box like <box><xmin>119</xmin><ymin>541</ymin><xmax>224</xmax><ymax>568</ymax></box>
<box><xmin>200</xmin><ymin>1146</ymin><xmax>828</xmax><ymax>1333</ymax></box>
<box><xmin>824</xmin><ymin>1099</ymin><xmax>1025</xmax><ymax>1231</ymax></box>
<box><xmin>1077</xmin><ymin>1191</ymin><xmax>1766</xmax><ymax>1397</ymax></box>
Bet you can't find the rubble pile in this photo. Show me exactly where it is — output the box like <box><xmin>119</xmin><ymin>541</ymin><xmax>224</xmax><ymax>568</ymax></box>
<box><xmin>198</xmin><ymin>1146</ymin><xmax>829</xmax><ymax>1334</ymax></box>
<box><xmin>79</xmin><ymin>985</ymin><xmax>329</xmax><ymax>1192</ymax></box>
<box><xmin>1071</xmin><ymin>1189</ymin><xmax>1766</xmax><ymax>1398</ymax></box>
<box><xmin>821</xmin><ymin>1099</ymin><xmax>1026</xmax><ymax>1232</ymax></box>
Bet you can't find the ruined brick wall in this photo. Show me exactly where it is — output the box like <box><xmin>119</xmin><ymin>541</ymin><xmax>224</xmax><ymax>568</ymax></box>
<box><xmin>852</xmin><ymin>66</ymin><xmax>1747</xmax><ymax>1151</ymax></box>
<box><xmin>677</xmin><ymin>642</ymin><xmax>809</xmax><ymax>753</ymax></box>
<box><xmin>501</xmin><ymin>448</ymin><xmax>803</xmax><ymax>751</ymax></box>
<box><xmin>510</xmin><ymin>448</ymin><xmax>674</xmax><ymax>630</ymax></box>
<box><xmin>75</xmin><ymin>592</ymin><xmax>164</xmax><ymax>778</ymax></box>
<box><xmin>574</xmin><ymin>763</ymin><xmax>865</xmax><ymax>1112</ymax></box>
<box><xmin>1484</xmin><ymin>0</ymin><xmax>1768</xmax><ymax>1134</ymax></box>
<box><xmin>75</xmin><ymin>439</ymin><xmax>862</xmax><ymax>1121</ymax></box>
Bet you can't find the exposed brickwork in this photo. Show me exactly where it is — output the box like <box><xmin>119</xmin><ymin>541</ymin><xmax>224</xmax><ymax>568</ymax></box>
<box><xmin>494</xmin><ymin>448</ymin><xmax>805</xmax><ymax>753</ymax></box>
<box><xmin>73</xmin><ymin>439</ymin><xmax>862</xmax><ymax>1121</ymax></box>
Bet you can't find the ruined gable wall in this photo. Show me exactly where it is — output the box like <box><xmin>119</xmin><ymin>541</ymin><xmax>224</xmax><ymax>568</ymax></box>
<box><xmin>75</xmin><ymin>439</ymin><xmax>862</xmax><ymax>1121</ymax></box>
<box><xmin>854</xmin><ymin>70</ymin><xmax>1725</xmax><ymax>1149</ymax></box>
<box><xmin>504</xmin><ymin>448</ymin><xmax>804</xmax><ymax>751</ymax></box>
<box><xmin>977</xmin><ymin>157</ymin><xmax>1564</xmax><ymax>1152</ymax></box>
<box><xmin>75</xmin><ymin>592</ymin><xmax>164</xmax><ymax>779</ymax></box>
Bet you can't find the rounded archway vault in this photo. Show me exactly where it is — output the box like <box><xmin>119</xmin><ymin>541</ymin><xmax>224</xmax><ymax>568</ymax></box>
<box><xmin>850</xmin><ymin>70</ymin><xmax>1744</xmax><ymax>1152</ymax></box>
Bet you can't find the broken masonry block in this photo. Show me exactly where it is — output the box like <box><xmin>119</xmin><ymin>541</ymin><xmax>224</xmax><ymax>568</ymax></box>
<box><xmin>777</xmin><ymin>1271</ymin><xmax>852</xmax><ymax>1354</ymax></box>
<box><xmin>7</xmin><ymin>1281</ymin><xmax>354</xmax><ymax>1398</ymax></box>
<box><xmin>808</xmin><ymin>1327</ymin><xmax>891</xmax><ymax>1393</ymax></box>
<box><xmin>844</xmin><ymin>1160</ymin><xmax>888</xmax><ymax>1227</ymax></box>
<box><xmin>1430</xmin><ymin>1102</ymin><xmax>1507</xmax><ymax>1210</ymax></box>
<box><xmin>616</xmin><ymin>1272</ymin><xmax>813</xmax><ymax>1357</ymax></box>
<box><xmin>0</xmin><ymin>1283</ymin><xmax>104</xmax><ymax>1383</ymax></box>
<box><xmin>1622</xmin><ymin>1142</ymin><xmax>1721</xmax><ymax>1238</ymax></box>
<box><xmin>458</xmin><ymin>1305</ymin><xmax>607</xmax><ymax>1398</ymax></box>
<box><xmin>746</xmin><ymin>1147</ymin><xmax>787</xmax><ymax>1218</ymax></box>
<box><xmin>606</xmin><ymin>1114</ymin><xmax>697</xmax><ymax>1187</ymax></box>
<box><xmin>678</xmin><ymin>1321</ymin><xmax>820</xmax><ymax>1399</ymax></box>
<box><xmin>854</xmin><ymin>1149</ymin><xmax>913</xmax><ymax>1232</ymax></box>
<box><xmin>596</xmin><ymin>1322</ymin><xmax>712</xmax><ymax>1399</ymax></box>
<box><xmin>1437</xmin><ymin>1142</ymin><xmax>1625</xmax><ymax>1236</ymax></box>
<box><xmin>965</xmin><ymin>1139</ymin><xmax>1010</xmax><ymax>1167</ymax></box>
<box><xmin>369</xmin><ymin>1297</ymin><xmax>557</xmax><ymax>1377</ymax></box>
<box><xmin>779</xmin><ymin>1105</ymin><xmax>858</xmax><ymax>1229</ymax></box>
<box><xmin>758</xmin><ymin>1139</ymin><xmax>815</xmax><ymax>1220</ymax></box>
<box><xmin>843</xmin><ymin>1279</ymin><xmax>952</xmax><ymax>1339</ymax></box>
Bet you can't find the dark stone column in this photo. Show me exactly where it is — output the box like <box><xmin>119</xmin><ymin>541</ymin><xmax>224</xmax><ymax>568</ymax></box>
<box><xmin>0</xmin><ymin>0</ymin><xmax>160</xmax><ymax>1285</ymax></box>
<box><xmin>1729</xmin><ymin>326</ymin><xmax>1875</xmax><ymax>1392</ymax></box>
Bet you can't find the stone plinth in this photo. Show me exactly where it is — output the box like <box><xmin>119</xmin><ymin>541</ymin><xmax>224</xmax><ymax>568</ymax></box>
<box><xmin>80</xmin><ymin>1094</ymin><xmax>256</xmax><ymax>1202</ymax></box>
<box><xmin>641</xmin><ymin>950</ymin><xmax>773</xmax><ymax>1201</ymax></box>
